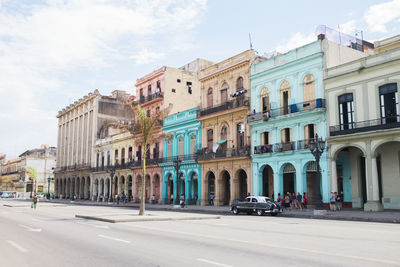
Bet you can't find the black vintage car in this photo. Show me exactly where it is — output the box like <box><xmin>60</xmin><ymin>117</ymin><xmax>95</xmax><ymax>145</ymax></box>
<box><xmin>231</xmin><ymin>196</ymin><xmax>281</xmax><ymax>216</ymax></box>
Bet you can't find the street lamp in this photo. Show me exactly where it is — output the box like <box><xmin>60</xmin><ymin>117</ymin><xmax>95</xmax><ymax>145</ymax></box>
<box><xmin>47</xmin><ymin>176</ymin><xmax>51</xmax><ymax>199</ymax></box>
<box><xmin>173</xmin><ymin>156</ymin><xmax>182</xmax><ymax>206</ymax></box>
<box><xmin>308</xmin><ymin>133</ymin><xmax>326</xmax><ymax>210</ymax></box>
<box><xmin>109</xmin><ymin>168</ymin><xmax>115</xmax><ymax>203</ymax></box>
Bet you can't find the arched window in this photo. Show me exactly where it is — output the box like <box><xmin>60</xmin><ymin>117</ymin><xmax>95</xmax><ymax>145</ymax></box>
<box><xmin>167</xmin><ymin>139</ymin><xmax>172</xmax><ymax>157</ymax></box>
<box><xmin>236</xmin><ymin>123</ymin><xmax>244</xmax><ymax>149</ymax></box>
<box><xmin>303</xmin><ymin>74</ymin><xmax>315</xmax><ymax>104</ymax></box>
<box><xmin>280</xmin><ymin>81</ymin><xmax>291</xmax><ymax>115</ymax></box>
<box><xmin>178</xmin><ymin>137</ymin><xmax>184</xmax><ymax>156</ymax></box>
<box><xmin>207</xmin><ymin>129</ymin><xmax>213</xmax><ymax>151</ymax></box>
<box><xmin>220</xmin><ymin>83</ymin><xmax>228</xmax><ymax>104</ymax></box>
<box><xmin>338</xmin><ymin>93</ymin><xmax>354</xmax><ymax>130</ymax></box>
<box><xmin>114</xmin><ymin>149</ymin><xmax>118</xmax><ymax>165</ymax></box>
<box><xmin>121</xmin><ymin>148</ymin><xmax>125</xmax><ymax>165</ymax></box>
<box><xmin>190</xmin><ymin>135</ymin><xmax>197</xmax><ymax>154</ymax></box>
<box><xmin>260</xmin><ymin>87</ymin><xmax>269</xmax><ymax>113</ymax></box>
<box><xmin>128</xmin><ymin>147</ymin><xmax>133</xmax><ymax>162</ymax></box>
<box><xmin>220</xmin><ymin>126</ymin><xmax>228</xmax><ymax>151</ymax></box>
<box><xmin>379</xmin><ymin>83</ymin><xmax>399</xmax><ymax>123</ymax></box>
<box><xmin>236</xmin><ymin>77</ymin><xmax>244</xmax><ymax>90</ymax></box>
<box><xmin>207</xmin><ymin>88</ymin><xmax>213</xmax><ymax>108</ymax></box>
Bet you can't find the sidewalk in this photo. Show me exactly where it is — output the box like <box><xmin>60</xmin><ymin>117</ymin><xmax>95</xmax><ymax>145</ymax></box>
<box><xmin>6</xmin><ymin>198</ymin><xmax>400</xmax><ymax>224</ymax></box>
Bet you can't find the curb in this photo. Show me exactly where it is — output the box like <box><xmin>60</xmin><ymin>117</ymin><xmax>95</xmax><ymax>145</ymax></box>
<box><xmin>75</xmin><ymin>214</ymin><xmax>221</xmax><ymax>223</ymax></box>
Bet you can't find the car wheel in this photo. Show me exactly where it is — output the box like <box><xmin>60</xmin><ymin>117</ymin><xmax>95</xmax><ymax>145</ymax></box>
<box><xmin>257</xmin><ymin>209</ymin><xmax>264</xmax><ymax>216</ymax></box>
<box><xmin>232</xmin><ymin>207</ymin><xmax>239</xmax><ymax>215</ymax></box>
<box><xmin>271</xmin><ymin>212</ymin><xmax>278</xmax><ymax>216</ymax></box>
<box><xmin>247</xmin><ymin>212</ymin><xmax>252</xmax><ymax>215</ymax></box>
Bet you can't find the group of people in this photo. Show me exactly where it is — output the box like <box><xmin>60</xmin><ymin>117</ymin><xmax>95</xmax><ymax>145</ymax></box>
<box><xmin>276</xmin><ymin>192</ymin><xmax>308</xmax><ymax>210</ymax></box>
<box><xmin>114</xmin><ymin>193</ymin><xmax>130</xmax><ymax>205</ymax></box>
<box><xmin>329</xmin><ymin>192</ymin><xmax>343</xmax><ymax>211</ymax></box>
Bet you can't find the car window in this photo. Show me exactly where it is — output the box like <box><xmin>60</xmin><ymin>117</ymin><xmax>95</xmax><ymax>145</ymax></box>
<box><xmin>251</xmin><ymin>198</ymin><xmax>257</xmax><ymax>202</ymax></box>
<box><xmin>246</xmin><ymin>197</ymin><xmax>251</xmax><ymax>202</ymax></box>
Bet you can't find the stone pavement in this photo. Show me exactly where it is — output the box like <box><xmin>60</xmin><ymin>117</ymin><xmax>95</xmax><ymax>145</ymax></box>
<box><xmin>4</xmin><ymin>198</ymin><xmax>400</xmax><ymax>223</ymax></box>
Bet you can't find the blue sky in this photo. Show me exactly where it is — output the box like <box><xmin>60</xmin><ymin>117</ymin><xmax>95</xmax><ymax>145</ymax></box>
<box><xmin>0</xmin><ymin>0</ymin><xmax>399</xmax><ymax>159</ymax></box>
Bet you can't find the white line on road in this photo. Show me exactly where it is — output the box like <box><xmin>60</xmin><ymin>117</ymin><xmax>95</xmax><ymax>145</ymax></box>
<box><xmin>98</xmin><ymin>234</ymin><xmax>130</xmax><ymax>243</ymax></box>
<box><xmin>32</xmin><ymin>218</ymin><xmax>44</xmax><ymax>222</ymax></box>
<box><xmin>197</xmin><ymin>258</ymin><xmax>233</xmax><ymax>267</ymax></box>
<box><xmin>7</xmin><ymin>240</ymin><xmax>28</xmax><ymax>253</ymax></box>
<box><xmin>19</xmin><ymin>224</ymin><xmax>42</xmax><ymax>232</ymax></box>
<box><xmin>77</xmin><ymin>221</ymin><xmax>109</xmax><ymax>229</ymax></box>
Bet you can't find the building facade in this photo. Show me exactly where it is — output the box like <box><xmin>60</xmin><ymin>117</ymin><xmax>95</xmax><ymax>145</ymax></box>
<box><xmin>54</xmin><ymin>90</ymin><xmax>133</xmax><ymax>200</ymax></box>
<box><xmin>160</xmin><ymin>108</ymin><xmax>202</xmax><ymax>204</ymax></box>
<box><xmin>325</xmin><ymin>35</ymin><xmax>400</xmax><ymax>211</ymax></box>
<box><xmin>197</xmin><ymin>50</ymin><xmax>256</xmax><ymax>206</ymax></box>
<box><xmin>249</xmin><ymin>35</ymin><xmax>368</xmax><ymax>204</ymax></box>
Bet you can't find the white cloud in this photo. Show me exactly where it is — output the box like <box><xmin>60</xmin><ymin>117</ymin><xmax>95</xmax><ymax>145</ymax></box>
<box><xmin>364</xmin><ymin>0</ymin><xmax>400</xmax><ymax>33</ymax></box>
<box><xmin>340</xmin><ymin>20</ymin><xmax>357</xmax><ymax>35</ymax></box>
<box><xmin>0</xmin><ymin>0</ymin><xmax>207</xmax><ymax>158</ymax></box>
<box><xmin>275</xmin><ymin>32</ymin><xmax>315</xmax><ymax>53</ymax></box>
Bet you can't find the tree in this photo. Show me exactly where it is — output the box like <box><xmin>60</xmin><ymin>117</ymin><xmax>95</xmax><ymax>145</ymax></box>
<box><xmin>118</xmin><ymin>103</ymin><xmax>167</xmax><ymax>215</ymax></box>
<box><xmin>26</xmin><ymin>166</ymin><xmax>37</xmax><ymax>196</ymax></box>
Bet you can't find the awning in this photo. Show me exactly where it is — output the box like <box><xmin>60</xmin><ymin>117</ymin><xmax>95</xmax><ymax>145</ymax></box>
<box><xmin>230</xmin><ymin>89</ymin><xmax>248</xmax><ymax>97</ymax></box>
<box><xmin>217</xmin><ymin>139</ymin><xmax>227</xmax><ymax>145</ymax></box>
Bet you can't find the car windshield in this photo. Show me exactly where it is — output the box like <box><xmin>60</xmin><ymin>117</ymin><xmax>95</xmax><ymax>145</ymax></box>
<box><xmin>258</xmin><ymin>197</ymin><xmax>271</xmax><ymax>203</ymax></box>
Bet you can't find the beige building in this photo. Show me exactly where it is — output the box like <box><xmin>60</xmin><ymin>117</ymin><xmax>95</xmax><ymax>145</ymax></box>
<box><xmin>325</xmin><ymin>35</ymin><xmax>400</xmax><ymax>211</ymax></box>
<box><xmin>197</xmin><ymin>50</ymin><xmax>257</xmax><ymax>206</ymax></box>
<box><xmin>54</xmin><ymin>90</ymin><xmax>133</xmax><ymax>200</ymax></box>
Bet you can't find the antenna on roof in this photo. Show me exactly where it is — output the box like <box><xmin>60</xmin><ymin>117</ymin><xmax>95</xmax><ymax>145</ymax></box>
<box><xmin>249</xmin><ymin>32</ymin><xmax>253</xmax><ymax>50</ymax></box>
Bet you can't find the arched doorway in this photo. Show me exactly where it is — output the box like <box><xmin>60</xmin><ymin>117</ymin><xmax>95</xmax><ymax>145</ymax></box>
<box><xmin>104</xmin><ymin>178</ymin><xmax>110</xmax><ymax>201</ymax></box>
<box><xmin>178</xmin><ymin>172</ymin><xmax>185</xmax><ymax>199</ymax></box>
<box><xmin>237</xmin><ymin>169</ymin><xmax>247</xmax><ymax>201</ymax></box>
<box><xmin>153</xmin><ymin>174</ymin><xmax>160</xmax><ymax>203</ymax></box>
<box><xmin>220</xmin><ymin>170</ymin><xmax>230</xmax><ymax>205</ymax></box>
<box><xmin>80</xmin><ymin>178</ymin><xmax>85</xmax><ymax>199</ymax></box>
<box><xmin>282</xmin><ymin>163</ymin><xmax>296</xmax><ymax>194</ymax></box>
<box><xmin>190</xmin><ymin>172</ymin><xmax>199</xmax><ymax>205</ymax></box>
<box><xmin>262</xmin><ymin>165</ymin><xmax>274</xmax><ymax>198</ymax></box>
<box><xmin>207</xmin><ymin>172</ymin><xmax>215</xmax><ymax>205</ymax></box>
<box><xmin>305</xmin><ymin>161</ymin><xmax>321</xmax><ymax>204</ymax></box>
<box><xmin>335</xmin><ymin>146</ymin><xmax>366</xmax><ymax>208</ymax></box>
<box><xmin>128</xmin><ymin>175</ymin><xmax>133</xmax><ymax>200</ymax></box>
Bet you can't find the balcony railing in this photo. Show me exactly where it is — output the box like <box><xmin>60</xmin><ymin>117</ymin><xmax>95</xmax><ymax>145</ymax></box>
<box><xmin>196</xmin><ymin>146</ymin><xmax>250</xmax><ymax>160</ymax></box>
<box><xmin>253</xmin><ymin>139</ymin><xmax>320</xmax><ymax>155</ymax></box>
<box><xmin>198</xmin><ymin>97</ymin><xmax>250</xmax><ymax>117</ymax></box>
<box><xmin>254</xmin><ymin>145</ymin><xmax>273</xmax><ymax>154</ymax></box>
<box><xmin>274</xmin><ymin>142</ymin><xmax>296</xmax><ymax>152</ymax></box>
<box><xmin>134</xmin><ymin>92</ymin><xmax>164</xmax><ymax>105</ymax></box>
<box><xmin>56</xmin><ymin>163</ymin><xmax>91</xmax><ymax>172</ymax></box>
<box><xmin>160</xmin><ymin>154</ymin><xmax>198</xmax><ymax>163</ymax></box>
<box><xmin>248</xmin><ymin>98</ymin><xmax>325</xmax><ymax>123</ymax></box>
<box><xmin>329</xmin><ymin>116</ymin><xmax>400</xmax><ymax>136</ymax></box>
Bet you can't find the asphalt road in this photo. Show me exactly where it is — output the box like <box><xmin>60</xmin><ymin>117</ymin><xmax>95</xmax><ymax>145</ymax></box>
<box><xmin>1</xmin><ymin>200</ymin><xmax>399</xmax><ymax>267</ymax></box>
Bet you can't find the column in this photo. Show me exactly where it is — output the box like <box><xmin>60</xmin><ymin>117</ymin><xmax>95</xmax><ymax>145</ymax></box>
<box><xmin>201</xmin><ymin>174</ymin><xmax>208</xmax><ymax>206</ymax></box>
<box><xmin>371</xmin><ymin>157</ymin><xmax>380</xmax><ymax>201</ymax></box>
<box><xmin>331</xmin><ymin>159</ymin><xmax>337</xmax><ymax>193</ymax></box>
<box><xmin>364</xmin><ymin>141</ymin><xmax>383</xmax><ymax>211</ymax></box>
<box><xmin>215</xmin><ymin>178</ymin><xmax>223</xmax><ymax>206</ymax></box>
<box><xmin>295</xmin><ymin>163</ymin><xmax>303</xmax><ymax>196</ymax></box>
<box><xmin>273</xmin><ymin>172</ymin><xmax>282</xmax><ymax>199</ymax></box>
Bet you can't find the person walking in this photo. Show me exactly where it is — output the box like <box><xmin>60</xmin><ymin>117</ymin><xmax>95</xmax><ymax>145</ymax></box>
<box><xmin>296</xmin><ymin>192</ymin><xmax>303</xmax><ymax>210</ymax></box>
<box><xmin>115</xmin><ymin>194</ymin><xmax>120</xmax><ymax>205</ymax></box>
<box><xmin>329</xmin><ymin>192</ymin><xmax>336</xmax><ymax>211</ymax></box>
<box><xmin>276</xmin><ymin>193</ymin><xmax>282</xmax><ymax>212</ymax></box>
<box><xmin>180</xmin><ymin>194</ymin><xmax>185</xmax><ymax>208</ymax></box>
<box><xmin>284</xmin><ymin>193</ymin><xmax>290</xmax><ymax>210</ymax></box>
<box><xmin>170</xmin><ymin>193</ymin><xmax>174</xmax><ymax>204</ymax></box>
<box><xmin>32</xmin><ymin>195</ymin><xmax>38</xmax><ymax>210</ymax></box>
<box><xmin>303</xmin><ymin>192</ymin><xmax>308</xmax><ymax>209</ymax></box>
<box><xmin>152</xmin><ymin>194</ymin><xmax>155</xmax><ymax>204</ymax></box>
<box><xmin>291</xmin><ymin>192</ymin><xmax>297</xmax><ymax>209</ymax></box>
<box><xmin>209</xmin><ymin>193</ymin><xmax>214</xmax><ymax>206</ymax></box>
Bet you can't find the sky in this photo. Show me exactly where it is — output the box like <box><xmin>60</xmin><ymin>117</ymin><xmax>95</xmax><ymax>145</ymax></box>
<box><xmin>0</xmin><ymin>0</ymin><xmax>399</xmax><ymax>159</ymax></box>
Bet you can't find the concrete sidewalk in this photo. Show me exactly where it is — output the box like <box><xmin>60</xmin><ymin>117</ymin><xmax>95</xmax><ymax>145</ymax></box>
<box><xmin>5</xmin><ymin>198</ymin><xmax>400</xmax><ymax>224</ymax></box>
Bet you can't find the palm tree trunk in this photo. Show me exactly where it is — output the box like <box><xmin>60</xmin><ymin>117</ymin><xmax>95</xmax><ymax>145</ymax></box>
<box><xmin>139</xmin><ymin>155</ymin><xmax>146</xmax><ymax>215</ymax></box>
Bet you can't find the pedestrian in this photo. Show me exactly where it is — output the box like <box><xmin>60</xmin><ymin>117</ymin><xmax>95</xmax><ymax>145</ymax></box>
<box><xmin>337</xmin><ymin>191</ymin><xmax>343</xmax><ymax>211</ymax></box>
<box><xmin>334</xmin><ymin>192</ymin><xmax>339</xmax><ymax>211</ymax></box>
<box><xmin>170</xmin><ymin>193</ymin><xmax>174</xmax><ymax>204</ymax></box>
<box><xmin>32</xmin><ymin>195</ymin><xmax>38</xmax><ymax>210</ymax></box>
<box><xmin>291</xmin><ymin>192</ymin><xmax>297</xmax><ymax>209</ymax></box>
<box><xmin>194</xmin><ymin>193</ymin><xmax>198</xmax><ymax>204</ymax></box>
<box><xmin>276</xmin><ymin>193</ymin><xmax>282</xmax><ymax>211</ymax></box>
<box><xmin>284</xmin><ymin>194</ymin><xmax>290</xmax><ymax>210</ymax></box>
<box><xmin>209</xmin><ymin>193</ymin><xmax>214</xmax><ymax>206</ymax></box>
<box><xmin>180</xmin><ymin>194</ymin><xmax>185</xmax><ymax>208</ymax></box>
<box><xmin>115</xmin><ymin>193</ymin><xmax>120</xmax><ymax>205</ymax></box>
<box><xmin>296</xmin><ymin>192</ymin><xmax>303</xmax><ymax>210</ymax></box>
<box><xmin>152</xmin><ymin>194</ymin><xmax>155</xmax><ymax>204</ymax></box>
<box><xmin>125</xmin><ymin>194</ymin><xmax>128</xmax><ymax>204</ymax></box>
<box><xmin>303</xmin><ymin>192</ymin><xmax>308</xmax><ymax>209</ymax></box>
<box><xmin>329</xmin><ymin>192</ymin><xmax>336</xmax><ymax>211</ymax></box>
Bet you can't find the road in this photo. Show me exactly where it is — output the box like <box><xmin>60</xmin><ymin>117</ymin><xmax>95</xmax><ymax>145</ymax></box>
<box><xmin>0</xmin><ymin>200</ymin><xmax>399</xmax><ymax>267</ymax></box>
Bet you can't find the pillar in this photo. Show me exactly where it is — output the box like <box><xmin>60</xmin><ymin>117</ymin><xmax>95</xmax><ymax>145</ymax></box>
<box><xmin>364</xmin><ymin>142</ymin><xmax>383</xmax><ymax>211</ymax></box>
<box><xmin>273</xmin><ymin>172</ymin><xmax>282</xmax><ymax>200</ymax></box>
<box><xmin>331</xmin><ymin>159</ymin><xmax>337</xmax><ymax>193</ymax></box>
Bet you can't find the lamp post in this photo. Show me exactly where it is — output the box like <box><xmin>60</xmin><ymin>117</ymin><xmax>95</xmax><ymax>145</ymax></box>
<box><xmin>173</xmin><ymin>156</ymin><xmax>182</xmax><ymax>206</ymax></box>
<box><xmin>109</xmin><ymin>168</ymin><xmax>115</xmax><ymax>203</ymax></box>
<box><xmin>308</xmin><ymin>133</ymin><xmax>325</xmax><ymax>210</ymax></box>
<box><xmin>47</xmin><ymin>176</ymin><xmax>51</xmax><ymax>199</ymax></box>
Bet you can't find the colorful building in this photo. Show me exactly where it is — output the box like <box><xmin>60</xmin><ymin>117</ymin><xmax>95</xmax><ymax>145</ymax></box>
<box><xmin>326</xmin><ymin>34</ymin><xmax>400</xmax><ymax>211</ymax></box>
<box><xmin>249</xmin><ymin>33</ymin><xmax>369</xmax><ymax>204</ymax></box>
<box><xmin>160</xmin><ymin>108</ymin><xmax>202</xmax><ymax>204</ymax></box>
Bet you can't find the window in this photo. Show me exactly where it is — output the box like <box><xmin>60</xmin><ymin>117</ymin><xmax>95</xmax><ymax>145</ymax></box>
<box><xmin>156</xmin><ymin>106</ymin><xmax>160</xmax><ymax>113</ymax></box>
<box><xmin>96</xmin><ymin>153</ymin><xmax>99</xmax><ymax>168</ymax></box>
<box><xmin>303</xmin><ymin>74</ymin><xmax>315</xmax><ymax>104</ymax></box>
<box><xmin>146</xmin><ymin>144</ymin><xmax>150</xmax><ymax>159</ymax></box>
<box><xmin>237</xmin><ymin>123</ymin><xmax>245</xmax><ymax>149</ymax></box>
<box><xmin>304</xmin><ymin>124</ymin><xmax>315</xmax><ymax>140</ymax></box>
<box><xmin>114</xmin><ymin>149</ymin><xmax>119</xmax><ymax>164</ymax></box>
<box><xmin>187</xmin><ymin>82</ymin><xmax>192</xmax><ymax>94</ymax></box>
<box><xmin>128</xmin><ymin>147</ymin><xmax>132</xmax><ymax>162</ymax></box>
<box><xmin>260</xmin><ymin>88</ymin><xmax>269</xmax><ymax>113</ymax></box>
<box><xmin>236</xmin><ymin>77</ymin><xmax>244</xmax><ymax>90</ymax></box>
<box><xmin>101</xmin><ymin>152</ymin><xmax>105</xmax><ymax>167</ymax></box>
<box><xmin>261</xmin><ymin>132</ymin><xmax>269</xmax><ymax>145</ymax></box>
<box><xmin>107</xmin><ymin>151</ymin><xmax>110</xmax><ymax>166</ymax></box>
<box><xmin>121</xmin><ymin>148</ymin><xmax>125</xmax><ymax>165</ymax></box>
<box><xmin>156</xmin><ymin>81</ymin><xmax>161</xmax><ymax>91</ymax></box>
<box><xmin>139</xmin><ymin>88</ymin><xmax>143</xmax><ymax>96</ymax></box>
<box><xmin>280</xmin><ymin>81</ymin><xmax>290</xmax><ymax>115</ymax></box>
<box><xmin>177</xmin><ymin>79</ymin><xmax>181</xmax><ymax>83</ymax></box>
<box><xmin>190</xmin><ymin>135</ymin><xmax>196</xmax><ymax>154</ymax></box>
<box><xmin>338</xmin><ymin>93</ymin><xmax>354</xmax><ymax>130</ymax></box>
<box><xmin>148</xmin><ymin>85</ymin><xmax>152</xmax><ymax>96</ymax></box>
<box><xmin>379</xmin><ymin>83</ymin><xmax>399</xmax><ymax>124</ymax></box>
<box><xmin>147</xmin><ymin>110</ymin><xmax>150</xmax><ymax>117</ymax></box>
<box><xmin>207</xmin><ymin>129</ymin><xmax>213</xmax><ymax>151</ymax></box>
<box><xmin>220</xmin><ymin>126</ymin><xmax>228</xmax><ymax>151</ymax></box>
<box><xmin>154</xmin><ymin>143</ymin><xmax>159</xmax><ymax>159</ymax></box>
<box><xmin>207</xmin><ymin>88</ymin><xmax>213</xmax><ymax>108</ymax></box>
<box><xmin>281</xmin><ymin>128</ymin><xmax>291</xmax><ymax>143</ymax></box>
<box><xmin>178</xmin><ymin>137</ymin><xmax>184</xmax><ymax>156</ymax></box>
<box><xmin>137</xmin><ymin>146</ymin><xmax>142</xmax><ymax>161</ymax></box>
<box><xmin>167</xmin><ymin>139</ymin><xmax>172</xmax><ymax>157</ymax></box>
<box><xmin>172</xmin><ymin>88</ymin><xmax>176</xmax><ymax>93</ymax></box>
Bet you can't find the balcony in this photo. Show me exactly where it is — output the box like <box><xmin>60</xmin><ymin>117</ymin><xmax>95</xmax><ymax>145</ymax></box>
<box><xmin>160</xmin><ymin>154</ymin><xmax>198</xmax><ymax>164</ymax></box>
<box><xmin>273</xmin><ymin>142</ymin><xmax>296</xmax><ymax>152</ymax></box>
<box><xmin>134</xmin><ymin>92</ymin><xmax>163</xmax><ymax>105</ymax></box>
<box><xmin>197</xmin><ymin>146</ymin><xmax>250</xmax><ymax>160</ymax></box>
<box><xmin>198</xmin><ymin>97</ymin><xmax>249</xmax><ymax>117</ymax></box>
<box><xmin>247</xmin><ymin>98</ymin><xmax>325</xmax><ymax>123</ymax></box>
<box><xmin>253</xmin><ymin>139</ymin><xmax>318</xmax><ymax>155</ymax></box>
<box><xmin>56</xmin><ymin>163</ymin><xmax>91</xmax><ymax>172</ymax></box>
<box><xmin>329</xmin><ymin>116</ymin><xmax>400</xmax><ymax>136</ymax></box>
<box><xmin>254</xmin><ymin>145</ymin><xmax>273</xmax><ymax>154</ymax></box>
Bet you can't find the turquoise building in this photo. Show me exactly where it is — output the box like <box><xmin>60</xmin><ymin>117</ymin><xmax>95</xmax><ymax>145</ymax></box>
<box><xmin>160</xmin><ymin>108</ymin><xmax>202</xmax><ymax>204</ymax></box>
<box><xmin>249</xmin><ymin>40</ymin><xmax>330</xmax><ymax>203</ymax></box>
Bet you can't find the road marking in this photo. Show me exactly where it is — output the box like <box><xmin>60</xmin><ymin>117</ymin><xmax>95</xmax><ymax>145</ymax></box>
<box><xmin>7</xmin><ymin>240</ymin><xmax>28</xmax><ymax>253</ymax></box>
<box><xmin>131</xmin><ymin>224</ymin><xmax>400</xmax><ymax>266</ymax></box>
<box><xmin>215</xmin><ymin>223</ymin><xmax>228</xmax><ymax>226</ymax></box>
<box><xmin>15</xmin><ymin>210</ymin><xmax>24</xmax><ymax>213</ymax></box>
<box><xmin>32</xmin><ymin>218</ymin><xmax>44</xmax><ymax>222</ymax></box>
<box><xmin>197</xmin><ymin>258</ymin><xmax>233</xmax><ymax>267</ymax></box>
<box><xmin>77</xmin><ymin>221</ymin><xmax>109</xmax><ymax>229</ymax></box>
<box><xmin>19</xmin><ymin>224</ymin><xmax>42</xmax><ymax>232</ymax></box>
<box><xmin>98</xmin><ymin>234</ymin><xmax>130</xmax><ymax>243</ymax></box>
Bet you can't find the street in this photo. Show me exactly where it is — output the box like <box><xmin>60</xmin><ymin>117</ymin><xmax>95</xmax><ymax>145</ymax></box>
<box><xmin>1</xmin><ymin>200</ymin><xmax>400</xmax><ymax>267</ymax></box>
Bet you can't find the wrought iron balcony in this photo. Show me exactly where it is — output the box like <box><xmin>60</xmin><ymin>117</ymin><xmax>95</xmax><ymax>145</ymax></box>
<box><xmin>248</xmin><ymin>98</ymin><xmax>325</xmax><ymax>123</ymax></box>
<box><xmin>254</xmin><ymin>145</ymin><xmax>273</xmax><ymax>154</ymax></box>
<box><xmin>329</xmin><ymin>116</ymin><xmax>400</xmax><ymax>136</ymax></box>
<box><xmin>198</xmin><ymin>97</ymin><xmax>250</xmax><ymax>117</ymax></box>
<box><xmin>134</xmin><ymin>92</ymin><xmax>164</xmax><ymax>105</ymax></box>
<box><xmin>197</xmin><ymin>146</ymin><xmax>250</xmax><ymax>160</ymax></box>
<box><xmin>160</xmin><ymin>154</ymin><xmax>198</xmax><ymax>164</ymax></box>
<box><xmin>273</xmin><ymin>142</ymin><xmax>295</xmax><ymax>152</ymax></box>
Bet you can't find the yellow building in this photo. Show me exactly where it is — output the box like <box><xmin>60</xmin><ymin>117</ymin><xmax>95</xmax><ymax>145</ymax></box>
<box><xmin>197</xmin><ymin>50</ymin><xmax>257</xmax><ymax>206</ymax></box>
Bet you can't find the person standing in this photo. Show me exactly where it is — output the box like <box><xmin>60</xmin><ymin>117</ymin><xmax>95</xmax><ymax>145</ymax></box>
<box><xmin>32</xmin><ymin>195</ymin><xmax>38</xmax><ymax>210</ymax></box>
<box><xmin>303</xmin><ymin>192</ymin><xmax>308</xmax><ymax>209</ymax></box>
<box><xmin>152</xmin><ymin>194</ymin><xmax>155</xmax><ymax>204</ymax></box>
<box><xmin>115</xmin><ymin>194</ymin><xmax>120</xmax><ymax>205</ymax></box>
<box><xmin>296</xmin><ymin>192</ymin><xmax>303</xmax><ymax>210</ymax></box>
<box><xmin>170</xmin><ymin>193</ymin><xmax>174</xmax><ymax>204</ymax></box>
<box><xmin>291</xmin><ymin>192</ymin><xmax>297</xmax><ymax>209</ymax></box>
<box><xmin>329</xmin><ymin>192</ymin><xmax>336</xmax><ymax>211</ymax></box>
<box><xmin>209</xmin><ymin>193</ymin><xmax>214</xmax><ymax>206</ymax></box>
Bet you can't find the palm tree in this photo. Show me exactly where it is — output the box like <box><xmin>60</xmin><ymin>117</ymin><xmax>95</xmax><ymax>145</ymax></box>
<box><xmin>26</xmin><ymin>166</ymin><xmax>37</xmax><ymax>196</ymax></box>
